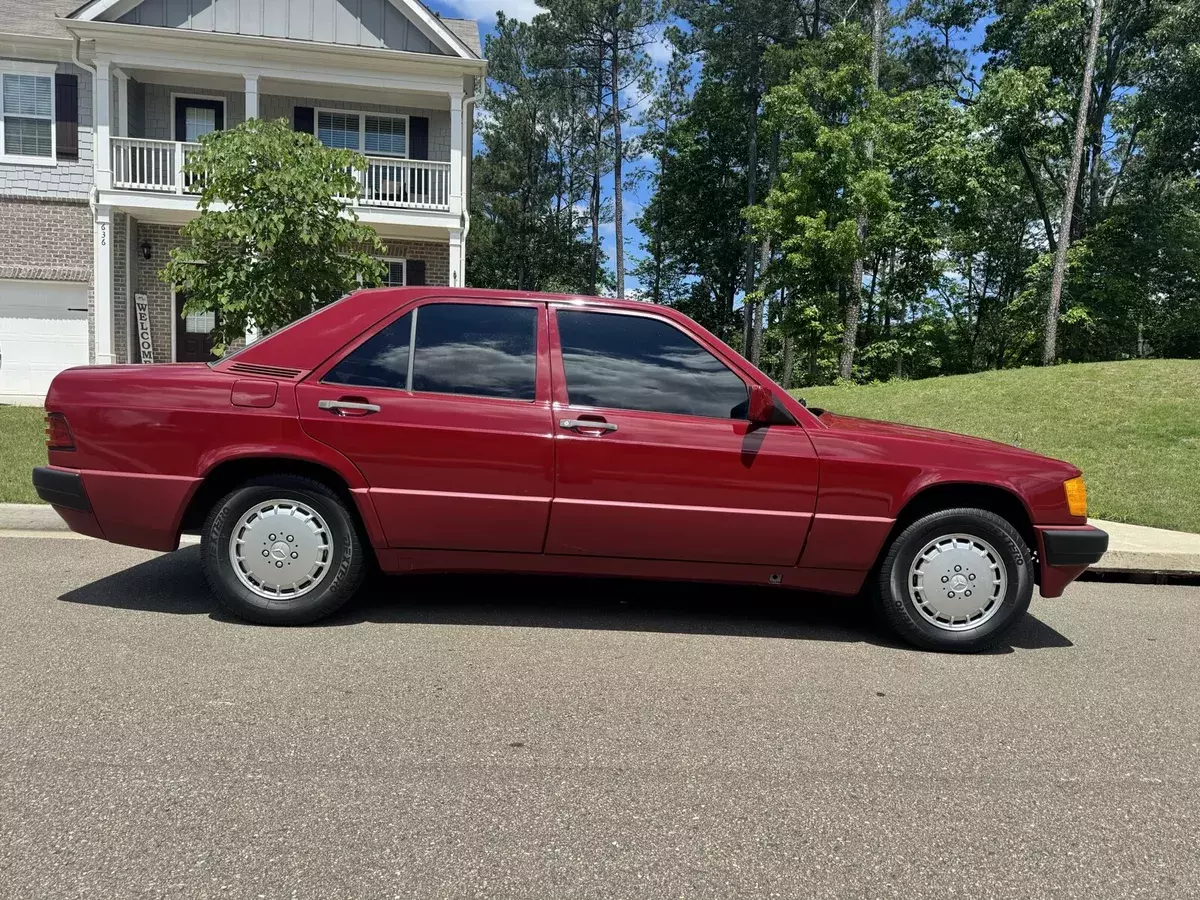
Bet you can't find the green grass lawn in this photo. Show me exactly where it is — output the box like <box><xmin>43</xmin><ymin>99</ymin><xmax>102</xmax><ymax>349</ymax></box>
<box><xmin>0</xmin><ymin>406</ymin><xmax>47</xmax><ymax>504</ymax></box>
<box><xmin>795</xmin><ymin>359</ymin><xmax>1200</xmax><ymax>534</ymax></box>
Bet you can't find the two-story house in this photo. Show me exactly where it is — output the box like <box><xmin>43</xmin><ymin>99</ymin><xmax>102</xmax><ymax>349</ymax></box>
<box><xmin>0</xmin><ymin>0</ymin><xmax>483</xmax><ymax>403</ymax></box>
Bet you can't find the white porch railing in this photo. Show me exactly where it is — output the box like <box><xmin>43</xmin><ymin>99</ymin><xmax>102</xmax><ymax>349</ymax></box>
<box><xmin>358</xmin><ymin>157</ymin><xmax>451</xmax><ymax>211</ymax></box>
<box><xmin>111</xmin><ymin>137</ymin><xmax>202</xmax><ymax>194</ymax></box>
<box><xmin>111</xmin><ymin>137</ymin><xmax>452</xmax><ymax>212</ymax></box>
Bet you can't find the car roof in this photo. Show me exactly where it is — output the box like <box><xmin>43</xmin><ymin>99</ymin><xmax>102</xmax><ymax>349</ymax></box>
<box><xmin>352</xmin><ymin>286</ymin><xmax>671</xmax><ymax>314</ymax></box>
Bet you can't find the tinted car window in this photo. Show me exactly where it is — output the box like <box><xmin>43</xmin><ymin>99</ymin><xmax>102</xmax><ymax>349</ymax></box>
<box><xmin>556</xmin><ymin>310</ymin><xmax>748</xmax><ymax>418</ymax></box>
<box><xmin>412</xmin><ymin>303</ymin><xmax>538</xmax><ymax>400</ymax></box>
<box><xmin>324</xmin><ymin>311</ymin><xmax>412</xmax><ymax>389</ymax></box>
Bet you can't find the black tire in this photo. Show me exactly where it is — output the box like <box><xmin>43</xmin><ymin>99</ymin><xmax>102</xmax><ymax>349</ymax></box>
<box><xmin>200</xmin><ymin>475</ymin><xmax>367</xmax><ymax>625</ymax></box>
<box><xmin>876</xmin><ymin>507</ymin><xmax>1034</xmax><ymax>652</ymax></box>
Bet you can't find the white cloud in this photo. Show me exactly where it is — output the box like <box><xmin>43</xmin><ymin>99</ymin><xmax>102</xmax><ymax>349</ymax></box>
<box><xmin>439</xmin><ymin>0</ymin><xmax>542</xmax><ymax>23</ymax></box>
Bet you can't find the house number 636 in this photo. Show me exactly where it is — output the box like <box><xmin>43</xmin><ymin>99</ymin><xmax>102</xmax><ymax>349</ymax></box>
<box><xmin>100</xmin><ymin>222</ymin><xmax>108</xmax><ymax>246</ymax></box>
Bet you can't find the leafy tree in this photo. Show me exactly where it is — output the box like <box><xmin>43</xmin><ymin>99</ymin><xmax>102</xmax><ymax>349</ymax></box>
<box><xmin>161</xmin><ymin>118</ymin><xmax>385</xmax><ymax>355</ymax></box>
<box><xmin>467</xmin><ymin>13</ymin><xmax>602</xmax><ymax>293</ymax></box>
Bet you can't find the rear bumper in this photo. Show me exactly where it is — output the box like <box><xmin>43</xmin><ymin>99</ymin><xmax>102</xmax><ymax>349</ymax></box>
<box><xmin>32</xmin><ymin>465</ymin><xmax>196</xmax><ymax>551</ymax></box>
<box><xmin>1035</xmin><ymin>525</ymin><xmax>1108</xmax><ymax>597</ymax></box>
<box><xmin>32</xmin><ymin>466</ymin><xmax>90</xmax><ymax>511</ymax></box>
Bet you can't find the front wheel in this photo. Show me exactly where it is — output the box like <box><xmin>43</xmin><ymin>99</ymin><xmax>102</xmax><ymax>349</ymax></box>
<box><xmin>876</xmin><ymin>508</ymin><xmax>1034</xmax><ymax>652</ymax></box>
<box><xmin>201</xmin><ymin>475</ymin><xmax>367</xmax><ymax>625</ymax></box>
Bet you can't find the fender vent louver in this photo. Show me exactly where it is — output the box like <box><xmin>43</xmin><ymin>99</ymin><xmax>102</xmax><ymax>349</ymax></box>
<box><xmin>228</xmin><ymin>362</ymin><xmax>303</xmax><ymax>379</ymax></box>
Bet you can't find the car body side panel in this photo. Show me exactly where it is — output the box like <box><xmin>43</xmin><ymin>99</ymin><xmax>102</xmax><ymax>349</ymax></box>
<box><xmin>296</xmin><ymin>299</ymin><xmax>556</xmax><ymax>554</ymax></box>
<box><xmin>44</xmin><ymin>365</ymin><xmax>383</xmax><ymax>549</ymax></box>
<box><xmin>801</xmin><ymin>423</ymin><xmax>1083</xmax><ymax>573</ymax></box>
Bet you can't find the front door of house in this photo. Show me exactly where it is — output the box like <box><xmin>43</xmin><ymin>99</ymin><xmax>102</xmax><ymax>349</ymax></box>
<box><xmin>174</xmin><ymin>97</ymin><xmax>224</xmax><ymax>142</ymax></box>
<box><xmin>175</xmin><ymin>293</ymin><xmax>217</xmax><ymax>362</ymax></box>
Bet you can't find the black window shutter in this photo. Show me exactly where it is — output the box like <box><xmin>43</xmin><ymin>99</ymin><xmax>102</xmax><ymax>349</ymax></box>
<box><xmin>293</xmin><ymin>106</ymin><xmax>315</xmax><ymax>134</ymax></box>
<box><xmin>54</xmin><ymin>74</ymin><xmax>79</xmax><ymax>160</ymax></box>
<box><xmin>409</xmin><ymin>116</ymin><xmax>428</xmax><ymax>160</ymax></box>
<box><xmin>407</xmin><ymin>260</ymin><xmax>426</xmax><ymax>286</ymax></box>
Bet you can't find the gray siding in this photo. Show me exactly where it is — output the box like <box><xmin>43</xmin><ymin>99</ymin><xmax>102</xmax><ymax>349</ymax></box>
<box><xmin>137</xmin><ymin>83</ymin><xmax>247</xmax><ymax>140</ymax></box>
<box><xmin>114</xmin><ymin>0</ymin><xmax>445</xmax><ymax>54</ymax></box>
<box><xmin>0</xmin><ymin>62</ymin><xmax>94</xmax><ymax>201</ymax></box>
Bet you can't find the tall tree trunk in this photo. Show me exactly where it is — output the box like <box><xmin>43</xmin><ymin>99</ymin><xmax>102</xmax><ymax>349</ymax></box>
<box><xmin>1043</xmin><ymin>0</ymin><xmax>1104</xmax><ymax>366</ymax></box>
<box><xmin>750</xmin><ymin>130</ymin><xmax>780</xmax><ymax>366</ymax></box>
<box><xmin>837</xmin><ymin>0</ymin><xmax>885</xmax><ymax>380</ymax></box>
<box><xmin>780</xmin><ymin>289</ymin><xmax>794</xmax><ymax>389</ymax></box>
<box><xmin>611</xmin><ymin>27</ymin><xmax>625</xmax><ymax>299</ymax></box>
<box><xmin>741</xmin><ymin>96</ymin><xmax>759</xmax><ymax>357</ymax></box>
<box><xmin>590</xmin><ymin>62</ymin><xmax>603</xmax><ymax>295</ymax></box>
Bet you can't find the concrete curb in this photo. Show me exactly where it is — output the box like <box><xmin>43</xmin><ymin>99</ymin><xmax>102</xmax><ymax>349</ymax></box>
<box><xmin>1088</xmin><ymin>519</ymin><xmax>1200</xmax><ymax>575</ymax></box>
<box><xmin>0</xmin><ymin>503</ymin><xmax>68</xmax><ymax>532</ymax></box>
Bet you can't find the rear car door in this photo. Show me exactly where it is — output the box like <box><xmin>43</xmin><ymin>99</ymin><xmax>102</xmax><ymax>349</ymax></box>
<box><xmin>297</xmin><ymin>298</ymin><xmax>555</xmax><ymax>553</ymax></box>
<box><xmin>544</xmin><ymin>305</ymin><xmax>819</xmax><ymax>566</ymax></box>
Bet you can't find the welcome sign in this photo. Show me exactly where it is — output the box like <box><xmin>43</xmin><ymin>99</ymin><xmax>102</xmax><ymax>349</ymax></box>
<box><xmin>134</xmin><ymin>294</ymin><xmax>154</xmax><ymax>364</ymax></box>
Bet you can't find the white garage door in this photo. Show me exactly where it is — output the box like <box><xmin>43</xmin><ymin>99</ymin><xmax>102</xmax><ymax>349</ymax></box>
<box><xmin>0</xmin><ymin>280</ymin><xmax>90</xmax><ymax>404</ymax></box>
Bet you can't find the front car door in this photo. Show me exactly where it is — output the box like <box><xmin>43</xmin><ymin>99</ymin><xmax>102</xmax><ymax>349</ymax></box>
<box><xmin>297</xmin><ymin>298</ymin><xmax>555</xmax><ymax>553</ymax></box>
<box><xmin>544</xmin><ymin>305</ymin><xmax>820</xmax><ymax>567</ymax></box>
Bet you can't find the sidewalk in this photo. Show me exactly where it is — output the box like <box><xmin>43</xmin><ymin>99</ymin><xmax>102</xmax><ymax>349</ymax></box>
<box><xmin>1089</xmin><ymin>519</ymin><xmax>1200</xmax><ymax>574</ymax></box>
<box><xmin>2</xmin><ymin>503</ymin><xmax>1197</xmax><ymax>574</ymax></box>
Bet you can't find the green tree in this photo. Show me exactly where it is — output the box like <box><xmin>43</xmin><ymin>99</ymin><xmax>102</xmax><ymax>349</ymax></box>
<box><xmin>161</xmin><ymin>118</ymin><xmax>385</xmax><ymax>355</ymax></box>
<box><xmin>467</xmin><ymin>13</ymin><xmax>604</xmax><ymax>293</ymax></box>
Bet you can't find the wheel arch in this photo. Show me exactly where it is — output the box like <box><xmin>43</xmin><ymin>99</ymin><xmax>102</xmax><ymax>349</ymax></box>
<box><xmin>178</xmin><ymin>455</ymin><xmax>383</xmax><ymax>548</ymax></box>
<box><xmin>881</xmin><ymin>481</ymin><xmax>1037</xmax><ymax>566</ymax></box>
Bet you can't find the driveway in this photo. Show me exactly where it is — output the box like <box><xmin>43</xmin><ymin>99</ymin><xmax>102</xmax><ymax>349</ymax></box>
<box><xmin>1</xmin><ymin>535</ymin><xmax>1197</xmax><ymax>899</ymax></box>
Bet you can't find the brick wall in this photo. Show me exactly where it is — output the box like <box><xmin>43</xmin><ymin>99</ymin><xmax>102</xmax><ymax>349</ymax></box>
<box><xmin>112</xmin><ymin>212</ymin><xmax>129</xmax><ymax>363</ymax></box>
<box><xmin>0</xmin><ymin>61</ymin><xmax>94</xmax><ymax>200</ymax></box>
<box><xmin>379</xmin><ymin>239</ymin><xmax>450</xmax><ymax>285</ymax></box>
<box><xmin>0</xmin><ymin>197</ymin><xmax>92</xmax><ymax>281</ymax></box>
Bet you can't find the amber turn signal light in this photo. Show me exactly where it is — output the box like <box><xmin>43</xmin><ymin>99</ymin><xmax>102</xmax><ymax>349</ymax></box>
<box><xmin>1063</xmin><ymin>476</ymin><xmax>1088</xmax><ymax>518</ymax></box>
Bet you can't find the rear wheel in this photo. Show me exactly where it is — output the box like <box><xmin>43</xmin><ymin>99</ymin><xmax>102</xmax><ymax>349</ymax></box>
<box><xmin>201</xmin><ymin>475</ymin><xmax>367</xmax><ymax>625</ymax></box>
<box><xmin>876</xmin><ymin>507</ymin><xmax>1034</xmax><ymax>652</ymax></box>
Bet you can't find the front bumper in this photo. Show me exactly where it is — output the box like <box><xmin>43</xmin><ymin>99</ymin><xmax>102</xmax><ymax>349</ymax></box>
<box><xmin>1041</xmin><ymin>526</ymin><xmax>1109</xmax><ymax>567</ymax></box>
<box><xmin>32</xmin><ymin>466</ymin><xmax>90</xmax><ymax>512</ymax></box>
<box><xmin>1036</xmin><ymin>524</ymin><xmax>1108</xmax><ymax>597</ymax></box>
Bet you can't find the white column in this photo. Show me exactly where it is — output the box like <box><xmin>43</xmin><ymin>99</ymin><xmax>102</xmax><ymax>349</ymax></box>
<box><xmin>244</xmin><ymin>73</ymin><xmax>259</xmax><ymax>121</ymax></box>
<box><xmin>93</xmin><ymin>204</ymin><xmax>115</xmax><ymax>365</ymax></box>
<box><xmin>448</xmin><ymin>91</ymin><xmax>464</xmax><ymax>219</ymax></box>
<box><xmin>95</xmin><ymin>60</ymin><xmax>112</xmax><ymax>191</ymax></box>
<box><xmin>114</xmin><ymin>69</ymin><xmax>129</xmax><ymax>137</ymax></box>
<box><xmin>448</xmin><ymin>227</ymin><xmax>464</xmax><ymax>287</ymax></box>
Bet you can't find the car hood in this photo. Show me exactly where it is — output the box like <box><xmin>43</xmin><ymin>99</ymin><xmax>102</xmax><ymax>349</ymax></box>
<box><xmin>815</xmin><ymin>410</ymin><xmax>1063</xmax><ymax>466</ymax></box>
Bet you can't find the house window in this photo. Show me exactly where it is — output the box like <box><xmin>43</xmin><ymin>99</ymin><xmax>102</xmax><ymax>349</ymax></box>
<box><xmin>1</xmin><ymin>71</ymin><xmax>54</xmax><ymax>160</ymax></box>
<box><xmin>315</xmin><ymin>109</ymin><xmax>408</xmax><ymax>158</ymax></box>
<box><xmin>318</xmin><ymin>112</ymin><xmax>359</xmax><ymax>150</ymax></box>
<box><xmin>380</xmin><ymin>259</ymin><xmax>406</xmax><ymax>286</ymax></box>
<box><xmin>365</xmin><ymin>115</ymin><xmax>406</xmax><ymax>156</ymax></box>
<box><xmin>185</xmin><ymin>310</ymin><xmax>216</xmax><ymax>333</ymax></box>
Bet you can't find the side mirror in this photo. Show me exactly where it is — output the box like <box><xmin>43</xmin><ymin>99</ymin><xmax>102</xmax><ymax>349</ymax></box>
<box><xmin>747</xmin><ymin>385</ymin><xmax>776</xmax><ymax>425</ymax></box>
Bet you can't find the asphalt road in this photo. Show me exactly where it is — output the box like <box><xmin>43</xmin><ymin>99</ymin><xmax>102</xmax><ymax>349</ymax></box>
<box><xmin>1</xmin><ymin>535</ymin><xmax>1198</xmax><ymax>900</ymax></box>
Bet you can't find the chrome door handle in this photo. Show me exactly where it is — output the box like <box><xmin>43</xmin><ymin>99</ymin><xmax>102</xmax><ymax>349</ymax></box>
<box><xmin>318</xmin><ymin>399</ymin><xmax>381</xmax><ymax>414</ymax></box>
<box><xmin>559</xmin><ymin>418</ymin><xmax>618</xmax><ymax>433</ymax></box>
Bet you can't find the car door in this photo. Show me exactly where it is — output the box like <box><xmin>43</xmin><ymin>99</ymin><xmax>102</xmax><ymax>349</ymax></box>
<box><xmin>544</xmin><ymin>305</ymin><xmax>819</xmax><ymax>567</ymax></box>
<box><xmin>297</xmin><ymin>298</ymin><xmax>555</xmax><ymax>553</ymax></box>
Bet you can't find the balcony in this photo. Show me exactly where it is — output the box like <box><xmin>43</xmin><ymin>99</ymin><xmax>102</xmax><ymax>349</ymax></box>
<box><xmin>110</xmin><ymin>137</ymin><xmax>453</xmax><ymax>212</ymax></box>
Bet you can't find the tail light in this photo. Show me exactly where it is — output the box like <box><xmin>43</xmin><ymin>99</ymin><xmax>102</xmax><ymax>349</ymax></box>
<box><xmin>45</xmin><ymin>413</ymin><xmax>76</xmax><ymax>451</ymax></box>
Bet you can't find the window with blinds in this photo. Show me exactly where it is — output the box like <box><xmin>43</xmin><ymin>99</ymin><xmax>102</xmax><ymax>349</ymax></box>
<box><xmin>317</xmin><ymin>112</ymin><xmax>359</xmax><ymax>150</ymax></box>
<box><xmin>2</xmin><ymin>73</ymin><xmax>53</xmax><ymax>159</ymax></box>
<box><xmin>314</xmin><ymin>110</ymin><xmax>408</xmax><ymax>158</ymax></box>
<box><xmin>365</xmin><ymin>115</ymin><xmax>406</xmax><ymax>157</ymax></box>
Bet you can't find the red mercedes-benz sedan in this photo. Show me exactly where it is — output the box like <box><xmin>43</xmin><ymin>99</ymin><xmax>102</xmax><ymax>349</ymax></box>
<box><xmin>34</xmin><ymin>288</ymin><xmax>1107</xmax><ymax>651</ymax></box>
